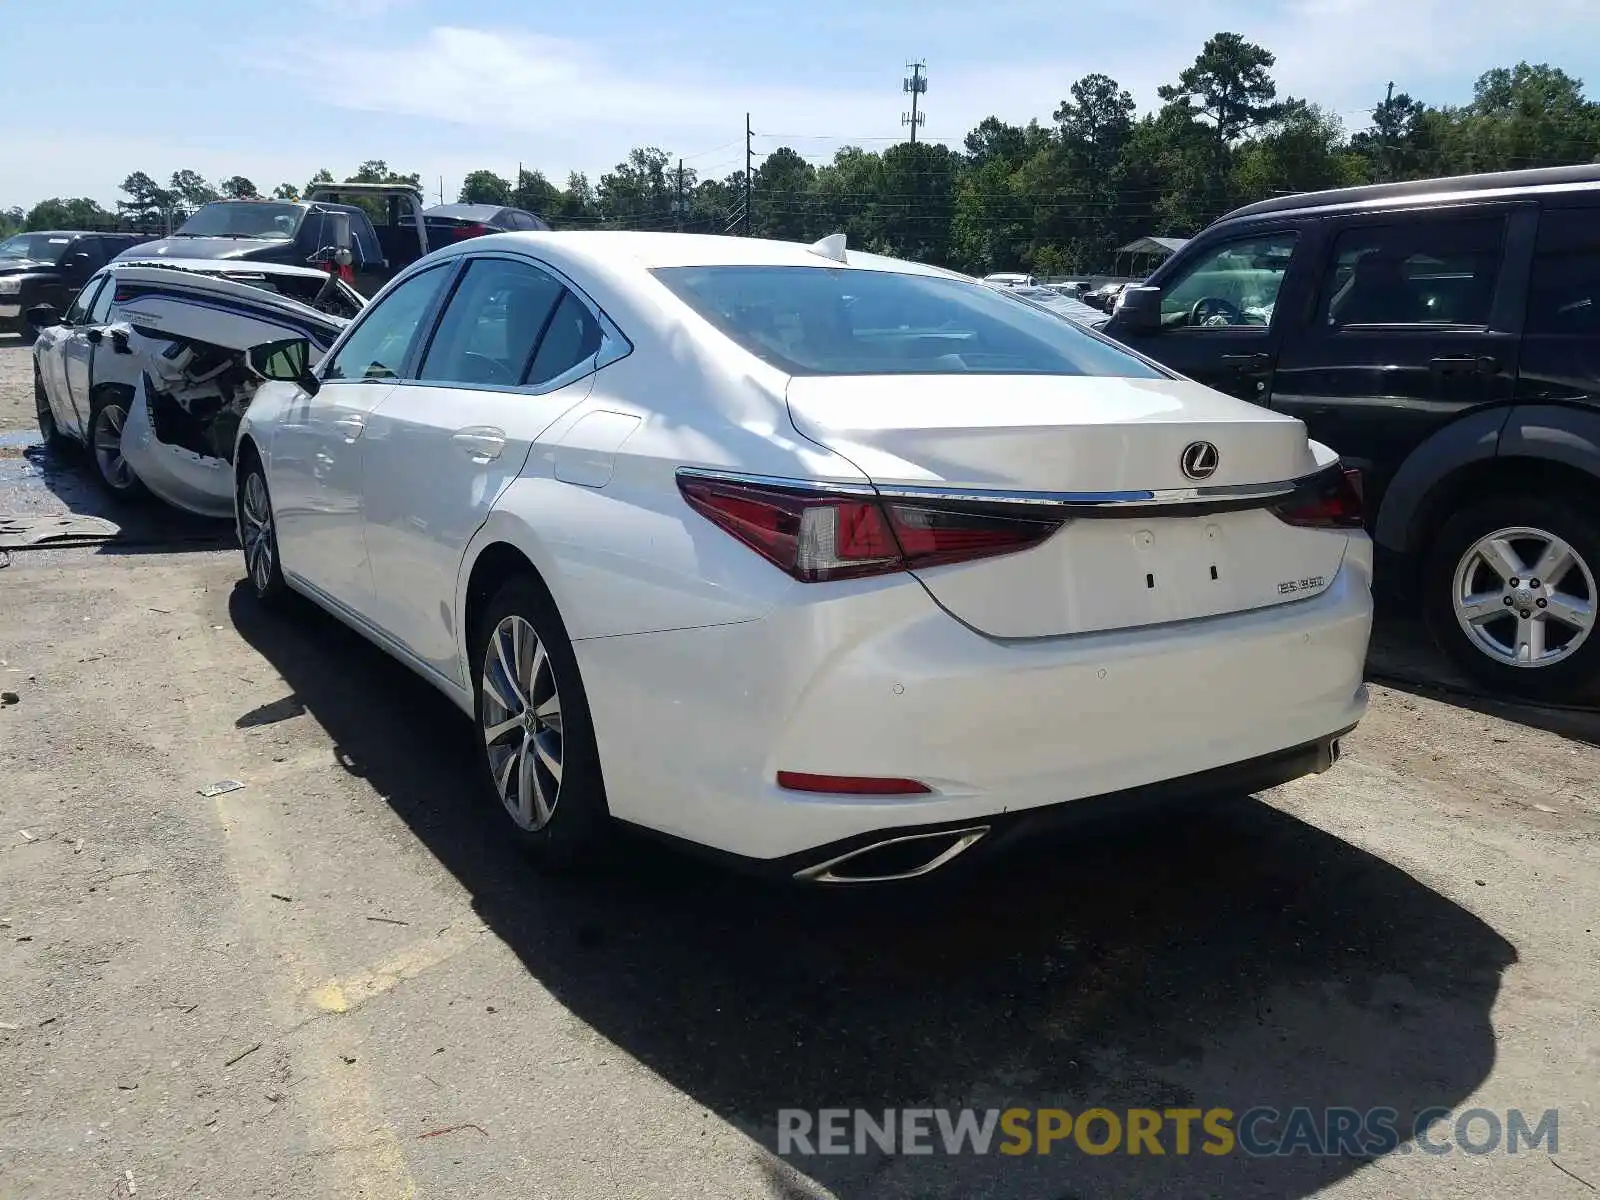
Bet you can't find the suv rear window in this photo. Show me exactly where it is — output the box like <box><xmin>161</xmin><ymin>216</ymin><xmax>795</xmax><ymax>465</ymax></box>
<box><xmin>654</xmin><ymin>265</ymin><xmax>1164</xmax><ymax>378</ymax></box>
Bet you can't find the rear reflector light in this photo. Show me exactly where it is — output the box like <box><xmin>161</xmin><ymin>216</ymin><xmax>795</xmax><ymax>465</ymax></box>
<box><xmin>1271</xmin><ymin>466</ymin><xmax>1365</xmax><ymax>529</ymax></box>
<box><xmin>776</xmin><ymin>772</ymin><xmax>931</xmax><ymax>796</ymax></box>
<box><xmin>677</xmin><ymin>473</ymin><xmax>1064</xmax><ymax>582</ymax></box>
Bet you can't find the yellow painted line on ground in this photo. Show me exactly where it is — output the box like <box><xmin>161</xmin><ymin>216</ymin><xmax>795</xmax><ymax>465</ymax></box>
<box><xmin>304</xmin><ymin>921</ymin><xmax>493</xmax><ymax>1016</ymax></box>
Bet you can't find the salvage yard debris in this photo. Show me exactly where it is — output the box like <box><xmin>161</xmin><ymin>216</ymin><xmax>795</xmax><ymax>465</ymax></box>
<box><xmin>198</xmin><ymin>780</ymin><xmax>245</xmax><ymax>797</ymax></box>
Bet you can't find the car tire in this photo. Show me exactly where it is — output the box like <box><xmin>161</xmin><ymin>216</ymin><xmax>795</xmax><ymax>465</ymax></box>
<box><xmin>236</xmin><ymin>453</ymin><xmax>289</xmax><ymax>605</ymax></box>
<box><xmin>86</xmin><ymin>388</ymin><xmax>146</xmax><ymax>501</ymax></box>
<box><xmin>1423</xmin><ymin>493</ymin><xmax>1600</xmax><ymax>702</ymax></box>
<box><xmin>33</xmin><ymin>362</ymin><xmax>70</xmax><ymax>453</ymax></box>
<box><xmin>471</xmin><ymin>575</ymin><xmax>610</xmax><ymax>870</ymax></box>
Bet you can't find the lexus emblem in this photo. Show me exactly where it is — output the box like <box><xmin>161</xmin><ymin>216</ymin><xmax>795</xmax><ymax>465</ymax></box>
<box><xmin>1180</xmin><ymin>441</ymin><xmax>1220</xmax><ymax>480</ymax></box>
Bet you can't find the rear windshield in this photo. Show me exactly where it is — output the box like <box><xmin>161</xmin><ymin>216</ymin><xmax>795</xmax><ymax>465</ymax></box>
<box><xmin>654</xmin><ymin>265</ymin><xmax>1163</xmax><ymax>377</ymax></box>
<box><xmin>176</xmin><ymin>202</ymin><xmax>303</xmax><ymax>240</ymax></box>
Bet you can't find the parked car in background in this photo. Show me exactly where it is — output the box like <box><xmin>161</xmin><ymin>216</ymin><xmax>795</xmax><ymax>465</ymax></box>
<box><xmin>1</xmin><ymin>231</ymin><xmax>150</xmax><ymax>341</ymax></box>
<box><xmin>982</xmin><ymin>271</ymin><xmax>1036</xmax><ymax>288</ymax></box>
<box><xmin>1100</xmin><ymin>163</ymin><xmax>1600</xmax><ymax>700</ymax></box>
<box><xmin>424</xmin><ymin>203</ymin><xmax>552</xmax><ymax>244</ymax></box>
<box><xmin>989</xmin><ymin>281</ymin><xmax>1107</xmax><ymax>327</ymax></box>
<box><xmin>29</xmin><ymin>259</ymin><xmax>362</xmax><ymax>512</ymax></box>
<box><xmin>232</xmin><ymin>230</ymin><xmax>1370</xmax><ymax>881</ymax></box>
<box><xmin>1081</xmin><ymin>281</ymin><xmax>1132</xmax><ymax>312</ymax></box>
<box><xmin>117</xmin><ymin>184</ymin><xmax>465</xmax><ymax>299</ymax></box>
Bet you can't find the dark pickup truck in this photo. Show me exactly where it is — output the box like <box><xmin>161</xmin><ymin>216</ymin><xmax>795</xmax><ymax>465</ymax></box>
<box><xmin>1</xmin><ymin>231</ymin><xmax>151</xmax><ymax>340</ymax></box>
<box><xmin>115</xmin><ymin>184</ymin><xmax>441</xmax><ymax>298</ymax></box>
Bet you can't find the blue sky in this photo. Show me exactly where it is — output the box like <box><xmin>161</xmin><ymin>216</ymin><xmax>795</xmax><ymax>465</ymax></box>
<box><xmin>5</xmin><ymin>0</ymin><xmax>1599</xmax><ymax>210</ymax></box>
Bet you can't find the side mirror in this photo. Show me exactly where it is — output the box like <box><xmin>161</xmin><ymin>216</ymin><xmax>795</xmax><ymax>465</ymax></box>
<box><xmin>25</xmin><ymin>304</ymin><xmax>60</xmax><ymax>329</ymax></box>
<box><xmin>247</xmin><ymin>337</ymin><xmax>320</xmax><ymax>396</ymax></box>
<box><xmin>1109</xmin><ymin>285</ymin><xmax>1162</xmax><ymax>333</ymax></box>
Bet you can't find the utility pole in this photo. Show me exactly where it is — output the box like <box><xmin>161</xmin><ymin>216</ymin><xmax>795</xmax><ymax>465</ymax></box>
<box><xmin>439</xmin><ymin>175</ymin><xmax>445</xmax><ymax>205</ymax></box>
<box><xmin>744</xmin><ymin>113</ymin><xmax>753</xmax><ymax>235</ymax></box>
<box><xmin>1382</xmin><ymin>81</ymin><xmax>1395</xmax><ymax>183</ymax></box>
<box><xmin>902</xmin><ymin>61</ymin><xmax>927</xmax><ymax>144</ymax></box>
<box><xmin>676</xmin><ymin>158</ymin><xmax>685</xmax><ymax>232</ymax></box>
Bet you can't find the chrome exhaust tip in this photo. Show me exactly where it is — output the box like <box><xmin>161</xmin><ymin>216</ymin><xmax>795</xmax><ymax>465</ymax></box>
<box><xmin>793</xmin><ymin>826</ymin><xmax>990</xmax><ymax>884</ymax></box>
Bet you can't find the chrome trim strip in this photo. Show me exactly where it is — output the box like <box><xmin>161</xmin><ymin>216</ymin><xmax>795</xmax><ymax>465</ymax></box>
<box><xmin>675</xmin><ymin>466</ymin><xmax>1310</xmax><ymax>509</ymax></box>
<box><xmin>794</xmin><ymin>826</ymin><xmax>991</xmax><ymax>884</ymax></box>
<box><xmin>675</xmin><ymin>466</ymin><xmax>878</xmax><ymax>497</ymax></box>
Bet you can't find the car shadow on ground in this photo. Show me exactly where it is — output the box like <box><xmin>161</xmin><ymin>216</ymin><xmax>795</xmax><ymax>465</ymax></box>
<box><xmin>0</xmin><ymin>432</ymin><xmax>233</xmax><ymax>557</ymax></box>
<box><xmin>230</xmin><ymin>585</ymin><xmax>1516</xmax><ymax>1199</ymax></box>
<box><xmin>1369</xmin><ymin>614</ymin><xmax>1600</xmax><ymax>748</ymax></box>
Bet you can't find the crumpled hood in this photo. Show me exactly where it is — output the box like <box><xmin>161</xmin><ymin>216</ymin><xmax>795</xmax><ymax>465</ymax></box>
<box><xmin>117</xmin><ymin>237</ymin><xmax>293</xmax><ymax>262</ymax></box>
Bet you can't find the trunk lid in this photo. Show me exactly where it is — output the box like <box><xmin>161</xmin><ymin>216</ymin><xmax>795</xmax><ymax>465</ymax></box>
<box><xmin>786</xmin><ymin>374</ymin><xmax>1351</xmax><ymax>639</ymax></box>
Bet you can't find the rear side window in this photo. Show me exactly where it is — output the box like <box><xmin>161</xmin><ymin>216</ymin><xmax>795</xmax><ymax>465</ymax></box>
<box><xmin>654</xmin><ymin>266</ymin><xmax>1164</xmax><ymax>377</ymax></box>
<box><xmin>527</xmin><ymin>293</ymin><xmax>602</xmax><ymax>384</ymax></box>
<box><xmin>1527</xmin><ymin>208</ymin><xmax>1600</xmax><ymax>336</ymax></box>
<box><xmin>323</xmin><ymin>264</ymin><xmax>451</xmax><ymax>381</ymax></box>
<box><xmin>1320</xmin><ymin>217</ymin><xmax>1504</xmax><ymax>328</ymax></box>
<box><xmin>420</xmin><ymin>258</ymin><xmax>565</xmax><ymax>385</ymax></box>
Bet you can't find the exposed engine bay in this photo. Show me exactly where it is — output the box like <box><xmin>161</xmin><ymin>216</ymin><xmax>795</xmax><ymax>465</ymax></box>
<box><xmin>141</xmin><ymin>336</ymin><xmax>263</xmax><ymax>464</ymax></box>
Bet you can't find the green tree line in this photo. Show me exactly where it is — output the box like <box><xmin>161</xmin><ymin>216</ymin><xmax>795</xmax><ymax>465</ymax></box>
<box><xmin>9</xmin><ymin>34</ymin><xmax>1600</xmax><ymax>275</ymax></box>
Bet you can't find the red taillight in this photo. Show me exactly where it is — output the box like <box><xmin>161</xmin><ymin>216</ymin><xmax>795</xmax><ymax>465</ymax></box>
<box><xmin>776</xmin><ymin>772</ymin><xmax>931</xmax><ymax>796</ymax></box>
<box><xmin>676</xmin><ymin>474</ymin><xmax>1064</xmax><ymax>582</ymax></box>
<box><xmin>452</xmin><ymin>222</ymin><xmax>495</xmax><ymax>242</ymax></box>
<box><xmin>1272</xmin><ymin>466</ymin><xmax>1365</xmax><ymax>529</ymax></box>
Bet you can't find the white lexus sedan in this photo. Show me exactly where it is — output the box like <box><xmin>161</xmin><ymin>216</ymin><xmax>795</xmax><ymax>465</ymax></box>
<box><xmin>235</xmin><ymin>231</ymin><xmax>1372</xmax><ymax>882</ymax></box>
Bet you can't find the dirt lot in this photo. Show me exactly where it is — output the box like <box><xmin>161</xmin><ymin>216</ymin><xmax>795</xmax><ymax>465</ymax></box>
<box><xmin>1</xmin><ymin>333</ymin><xmax>1597</xmax><ymax>1199</ymax></box>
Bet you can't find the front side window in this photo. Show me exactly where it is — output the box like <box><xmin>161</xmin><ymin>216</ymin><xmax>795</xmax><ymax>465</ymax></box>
<box><xmin>1527</xmin><ymin>208</ymin><xmax>1600</xmax><ymax>336</ymax></box>
<box><xmin>63</xmin><ymin>273</ymin><xmax>106</xmax><ymax>324</ymax></box>
<box><xmin>1158</xmin><ymin>232</ymin><xmax>1297</xmax><ymax>329</ymax></box>
<box><xmin>654</xmin><ymin>266</ymin><xmax>1164</xmax><ymax>378</ymax></box>
<box><xmin>175</xmin><ymin>202</ymin><xmax>303</xmax><ymax>240</ymax></box>
<box><xmin>322</xmin><ymin>265</ymin><xmax>451</xmax><ymax>382</ymax></box>
<box><xmin>87</xmin><ymin>273</ymin><xmax>117</xmax><ymax>324</ymax></box>
<box><xmin>419</xmin><ymin>258</ymin><xmax>565</xmax><ymax>385</ymax></box>
<box><xmin>1320</xmin><ymin>217</ymin><xmax>1504</xmax><ymax>328</ymax></box>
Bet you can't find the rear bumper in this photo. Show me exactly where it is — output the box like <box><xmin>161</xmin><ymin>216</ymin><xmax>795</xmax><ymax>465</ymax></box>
<box><xmin>576</xmin><ymin>552</ymin><xmax>1373</xmax><ymax>864</ymax></box>
<box><xmin>726</xmin><ymin>725</ymin><xmax>1354</xmax><ymax>882</ymax></box>
<box><xmin>120</xmin><ymin>378</ymin><xmax>236</xmax><ymax>519</ymax></box>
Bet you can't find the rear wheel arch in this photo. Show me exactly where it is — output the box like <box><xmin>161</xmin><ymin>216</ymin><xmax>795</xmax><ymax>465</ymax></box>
<box><xmin>1372</xmin><ymin>406</ymin><xmax>1511</xmax><ymax>561</ymax></box>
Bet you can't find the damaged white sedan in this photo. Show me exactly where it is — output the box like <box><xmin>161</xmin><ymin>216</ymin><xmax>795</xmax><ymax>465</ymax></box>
<box><xmin>29</xmin><ymin>259</ymin><xmax>363</xmax><ymax>515</ymax></box>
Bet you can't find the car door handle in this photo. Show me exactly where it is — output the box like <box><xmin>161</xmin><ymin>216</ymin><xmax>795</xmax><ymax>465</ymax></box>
<box><xmin>452</xmin><ymin>428</ymin><xmax>507</xmax><ymax>461</ymax></box>
<box><xmin>1220</xmin><ymin>352</ymin><xmax>1271</xmax><ymax>370</ymax></box>
<box><xmin>1430</xmin><ymin>355</ymin><xmax>1500</xmax><ymax>375</ymax></box>
<box><xmin>334</xmin><ymin>414</ymin><xmax>367</xmax><ymax>441</ymax></box>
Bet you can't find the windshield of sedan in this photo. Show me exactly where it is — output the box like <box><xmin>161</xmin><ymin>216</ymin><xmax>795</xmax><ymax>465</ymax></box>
<box><xmin>175</xmin><ymin>202</ymin><xmax>303</xmax><ymax>240</ymax></box>
<box><xmin>0</xmin><ymin>234</ymin><xmax>72</xmax><ymax>264</ymax></box>
<box><xmin>654</xmin><ymin>265</ymin><xmax>1164</xmax><ymax>377</ymax></box>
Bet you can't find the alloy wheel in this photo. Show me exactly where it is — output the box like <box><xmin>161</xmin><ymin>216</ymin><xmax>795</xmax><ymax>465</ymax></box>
<box><xmin>1451</xmin><ymin>525</ymin><xmax>1597</xmax><ymax>668</ymax></box>
<box><xmin>240</xmin><ymin>471</ymin><xmax>276</xmax><ymax>595</ymax></box>
<box><xmin>480</xmin><ymin>614</ymin><xmax>564</xmax><ymax>831</ymax></box>
<box><xmin>92</xmin><ymin>403</ymin><xmax>134</xmax><ymax>491</ymax></box>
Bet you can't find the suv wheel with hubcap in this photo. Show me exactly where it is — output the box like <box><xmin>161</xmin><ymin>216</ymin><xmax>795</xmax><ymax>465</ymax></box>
<box><xmin>1424</xmin><ymin>495</ymin><xmax>1600</xmax><ymax>701</ymax></box>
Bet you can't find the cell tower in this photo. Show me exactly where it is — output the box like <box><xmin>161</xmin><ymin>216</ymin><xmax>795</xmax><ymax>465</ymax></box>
<box><xmin>902</xmin><ymin>61</ymin><xmax>927</xmax><ymax>144</ymax></box>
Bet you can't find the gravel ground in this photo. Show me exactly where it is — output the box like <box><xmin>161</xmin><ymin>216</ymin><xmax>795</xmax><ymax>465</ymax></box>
<box><xmin>0</xmin><ymin>335</ymin><xmax>37</xmax><ymax>436</ymax></box>
<box><xmin>1</xmin><ymin>334</ymin><xmax>1597</xmax><ymax>1199</ymax></box>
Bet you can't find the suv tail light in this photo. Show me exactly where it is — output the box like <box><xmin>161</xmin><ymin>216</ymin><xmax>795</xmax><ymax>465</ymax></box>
<box><xmin>676</xmin><ymin>472</ymin><xmax>1065</xmax><ymax>582</ymax></box>
<box><xmin>1272</xmin><ymin>466</ymin><xmax>1364</xmax><ymax>529</ymax></box>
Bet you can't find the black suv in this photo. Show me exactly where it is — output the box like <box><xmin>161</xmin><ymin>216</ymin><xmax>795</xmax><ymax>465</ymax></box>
<box><xmin>1101</xmin><ymin>164</ymin><xmax>1600</xmax><ymax>701</ymax></box>
<box><xmin>0</xmin><ymin>231</ymin><xmax>149</xmax><ymax>340</ymax></box>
